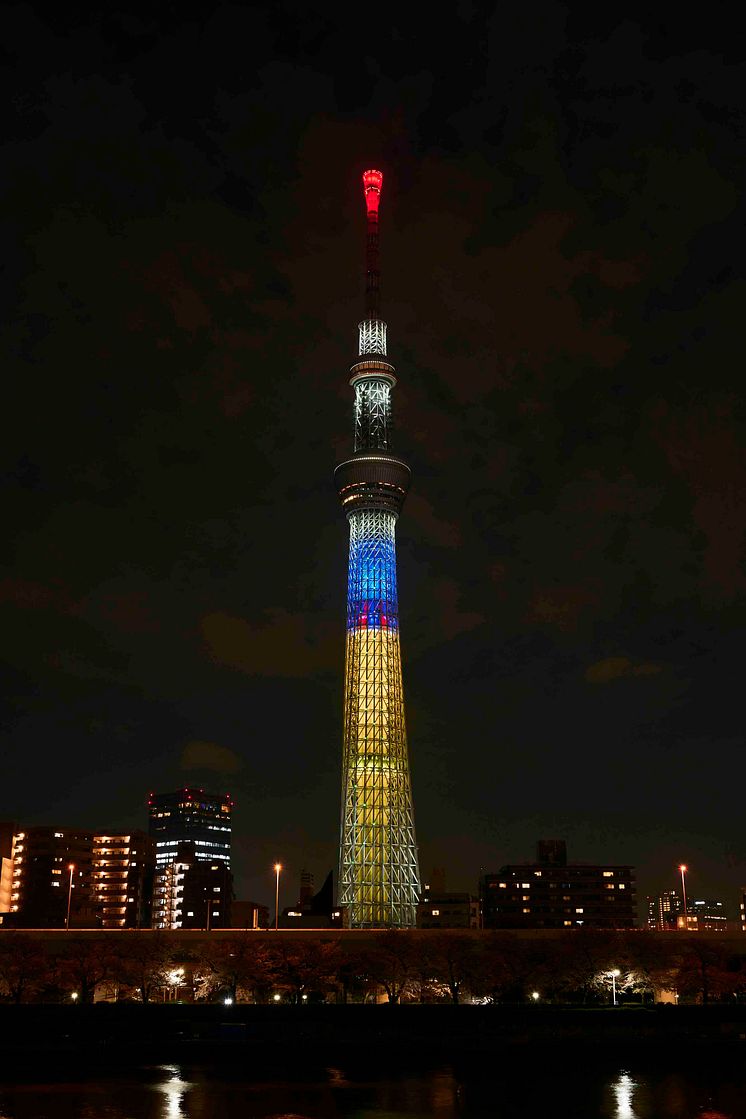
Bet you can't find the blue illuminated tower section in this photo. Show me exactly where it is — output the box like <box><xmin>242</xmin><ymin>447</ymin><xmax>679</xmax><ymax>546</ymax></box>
<box><xmin>334</xmin><ymin>169</ymin><xmax>421</xmax><ymax>927</ymax></box>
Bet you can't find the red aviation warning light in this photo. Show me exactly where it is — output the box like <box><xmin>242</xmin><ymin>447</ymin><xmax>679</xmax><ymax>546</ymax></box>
<box><xmin>363</xmin><ymin>169</ymin><xmax>383</xmax><ymax>214</ymax></box>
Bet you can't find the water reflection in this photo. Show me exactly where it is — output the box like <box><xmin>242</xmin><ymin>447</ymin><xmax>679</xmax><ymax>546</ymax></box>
<box><xmin>612</xmin><ymin>1072</ymin><xmax>637</xmax><ymax>1119</ymax></box>
<box><xmin>156</xmin><ymin>1065</ymin><xmax>190</xmax><ymax>1118</ymax></box>
<box><xmin>0</xmin><ymin>1059</ymin><xmax>744</xmax><ymax>1118</ymax></box>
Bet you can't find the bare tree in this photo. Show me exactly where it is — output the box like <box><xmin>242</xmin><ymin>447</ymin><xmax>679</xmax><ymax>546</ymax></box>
<box><xmin>0</xmin><ymin>934</ymin><xmax>49</xmax><ymax>1004</ymax></box>
<box><xmin>268</xmin><ymin>938</ymin><xmax>341</xmax><ymax>1004</ymax></box>
<box><xmin>422</xmin><ymin>933</ymin><xmax>483</xmax><ymax>1005</ymax></box>
<box><xmin>54</xmin><ymin>937</ymin><xmax>118</xmax><ymax>1003</ymax></box>
<box><xmin>198</xmin><ymin>935</ymin><xmax>274</xmax><ymax>1003</ymax></box>
<box><xmin>362</xmin><ymin>931</ymin><xmax>418</xmax><ymax>1004</ymax></box>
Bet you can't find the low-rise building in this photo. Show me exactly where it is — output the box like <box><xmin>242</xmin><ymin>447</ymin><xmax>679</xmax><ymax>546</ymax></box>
<box><xmin>480</xmin><ymin>840</ymin><xmax>637</xmax><ymax>930</ymax></box>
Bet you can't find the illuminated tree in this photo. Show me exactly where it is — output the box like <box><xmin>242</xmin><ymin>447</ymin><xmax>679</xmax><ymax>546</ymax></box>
<box><xmin>114</xmin><ymin>933</ymin><xmax>175</xmax><ymax>1004</ymax></box>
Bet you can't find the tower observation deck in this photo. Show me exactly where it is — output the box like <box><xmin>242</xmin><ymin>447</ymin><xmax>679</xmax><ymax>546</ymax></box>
<box><xmin>334</xmin><ymin>169</ymin><xmax>421</xmax><ymax>927</ymax></box>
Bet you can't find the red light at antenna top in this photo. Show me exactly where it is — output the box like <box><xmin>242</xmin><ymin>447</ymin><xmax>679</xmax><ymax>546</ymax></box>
<box><xmin>363</xmin><ymin>169</ymin><xmax>383</xmax><ymax>214</ymax></box>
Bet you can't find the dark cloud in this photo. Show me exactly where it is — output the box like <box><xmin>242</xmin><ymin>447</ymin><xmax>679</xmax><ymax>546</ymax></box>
<box><xmin>181</xmin><ymin>740</ymin><xmax>243</xmax><ymax>775</ymax></box>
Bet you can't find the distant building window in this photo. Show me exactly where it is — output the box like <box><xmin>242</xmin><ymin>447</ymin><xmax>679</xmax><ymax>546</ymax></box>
<box><xmin>602</xmin><ymin>871</ymin><xmax>613</xmax><ymax>878</ymax></box>
<box><xmin>431</xmin><ymin>909</ymin><xmax>440</xmax><ymax>916</ymax></box>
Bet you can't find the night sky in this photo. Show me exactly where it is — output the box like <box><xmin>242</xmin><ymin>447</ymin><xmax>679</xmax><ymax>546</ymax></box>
<box><xmin>3</xmin><ymin>4</ymin><xmax>745</xmax><ymax>913</ymax></box>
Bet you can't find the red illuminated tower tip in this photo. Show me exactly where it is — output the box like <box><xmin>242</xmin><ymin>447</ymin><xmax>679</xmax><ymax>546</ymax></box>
<box><xmin>362</xmin><ymin>169</ymin><xmax>383</xmax><ymax>214</ymax></box>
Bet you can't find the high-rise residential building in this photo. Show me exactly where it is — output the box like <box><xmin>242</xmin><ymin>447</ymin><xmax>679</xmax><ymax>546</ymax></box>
<box><xmin>647</xmin><ymin>890</ymin><xmax>683</xmax><ymax>930</ymax></box>
<box><xmin>148</xmin><ymin>788</ymin><xmax>233</xmax><ymax>929</ymax></box>
<box><xmin>480</xmin><ymin>841</ymin><xmax>637</xmax><ymax>930</ymax></box>
<box><xmin>91</xmin><ymin>832</ymin><xmax>155</xmax><ymax>929</ymax></box>
<box><xmin>0</xmin><ymin>825</ymin><xmax>155</xmax><ymax>929</ymax></box>
<box><xmin>2</xmin><ymin>826</ymin><xmax>94</xmax><ymax>928</ymax></box>
<box><xmin>0</xmin><ymin>822</ymin><xmax>15</xmax><ymax>915</ymax></box>
<box><xmin>740</xmin><ymin>889</ymin><xmax>746</xmax><ymax>933</ymax></box>
<box><xmin>334</xmin><ymin>169</ymin><xmax>420</xmax><ymax>928</ymax></box>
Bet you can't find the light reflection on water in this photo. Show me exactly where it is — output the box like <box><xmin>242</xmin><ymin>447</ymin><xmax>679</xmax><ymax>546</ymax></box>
<box><xmin>0</xmin><ymin>1061</ymin><xmax>742</xmax><ymax>1118</ymax></box>
<box><xmin>612</xmin><ymin>1072</ymin><xmax>637</xmax><ymax>1119</ymax></box>
<box><xmin>157</xmin><ymin>1065</ymin><xmax>190</xmax><ymax>1118</ymax></box>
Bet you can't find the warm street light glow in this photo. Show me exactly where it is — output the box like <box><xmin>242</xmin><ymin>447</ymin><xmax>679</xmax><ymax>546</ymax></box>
<box><xmin>71</xmin><ymin>991</ymin><xmax>78</xmax><ymax>1001</ymax></box>
<box><xmin>679</xmin><ymin>864</ymin><xmax>689</xmax><ymax>926</ymax></box>
<box><xmin>224</xmin><ymin>997</ymin><xmax>233</xmax><ymax>1006</ymax></box>
<box><xmin>274</xmin><ymin>862</ymin><xmax>282</xmax><ymax>931</ymax></box>
<box><xmin>273</xmin><ymin>993</ymin><xmax>281</xmax><ymax>1002</ymax></box>
<box><xmin>610</xmin><ymin>968</ymin><xmax>621</xmax><ymax>1006</ymax></box>
<box><xmin>531</xmin><ymin>991</ymin><xmax>540</xmax><ymax>1002</ymax></box>
<box><xmin>65</xmin><ymin>864</ymin><xmax>75</xmax><ymax>931</ymax></box>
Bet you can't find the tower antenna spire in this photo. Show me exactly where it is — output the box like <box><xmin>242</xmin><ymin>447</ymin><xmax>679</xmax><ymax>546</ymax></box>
<box><xmin>359</xmin><ymin>169</ymin><xmax>386</xmax><ymax>358</ymax></box>
<box><xmin>362</xmin><ymin>168</ymin><xmax>383</xmax><ymax>321</ymax></box>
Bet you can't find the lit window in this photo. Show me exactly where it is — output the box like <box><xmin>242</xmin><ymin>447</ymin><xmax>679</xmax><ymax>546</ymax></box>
<box><xmin>522</xmin><ymin>908</ymin><xmax>530</xmax><ymax>914</ymax></box>
<box><xmin>431</xmin><ymin>909</ymin><xmax>440</xmax><ymax>916</ymax></box>
<box><xmin>54</xmin><ymin>832</ymin><xmax>64</xmax><ymax>838</ymax></box>
<box><xmin>575</xmin><ymin>908</ymin><xmax>584</xmax><ymax>914</ymax></box>
<box><xmin>51</xmin><ymin>881</ymin><xmax>60</xmax><ymax>887</ymax></box>
<box><xmin>606</xmin><ymin>884</ymin><xmax>615</xmax><ymax>890</ymax></box>
<box><xmin>534</xmin><ymin>871</ymin><xmax>542</xmax><ymax>876</ymax></box>
<box><xmin>602</xmin><ymin>871</ymin><xmax>613</xmax><ymax>878</ymax></box>
<box><xmin>618</xmin><ymin>884</ymin><xmax>625</xmax><ymax>890</ymax></box>
<box><xmin>522</xmin><ymin>895</ymin><xmax>530</xmax><ymax>901</ymax></box>
<box><xmin>499</xmin><ymin>883</ymin><xmax>507</xmax><ymax>889</ymax></box>
<box><xmin>521</xmin><ymin>883</ymin><xmax>530</xmax><ymax>889</ymax></box>
<box><xmin>563</xmin><ymin>920</ymin><xmax>572</xmax><ymax>926</ymax></box>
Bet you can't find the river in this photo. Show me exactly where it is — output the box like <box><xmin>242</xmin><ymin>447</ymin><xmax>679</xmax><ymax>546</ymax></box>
<box><xmin>0</xmin><ymin>1058</ymin><xmax>744</xmax><ymax>1118</ymax></box>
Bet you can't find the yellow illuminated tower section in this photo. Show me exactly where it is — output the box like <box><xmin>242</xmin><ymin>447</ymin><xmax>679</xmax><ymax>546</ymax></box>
<box><xmin>334</xmin><ymin>170</ymin><xmax>421</xmax><ymax>927</ymax></box>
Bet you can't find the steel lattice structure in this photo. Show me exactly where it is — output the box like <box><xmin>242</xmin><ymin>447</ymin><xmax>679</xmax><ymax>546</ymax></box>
<box><xmin>334</xmin><ymin>169</ymin><xmax>421</xmax><ymax>927</ymax></box>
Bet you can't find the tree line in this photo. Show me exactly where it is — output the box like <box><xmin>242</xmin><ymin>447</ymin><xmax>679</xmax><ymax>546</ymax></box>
<box><xmin>1</xmin><ymin>930</ymin><xmax>744</xmax><ymax>1006</ymax></box>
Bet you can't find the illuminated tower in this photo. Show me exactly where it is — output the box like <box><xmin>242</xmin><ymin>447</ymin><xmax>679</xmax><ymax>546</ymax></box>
<box><xmin>334</xmin><ymin>169</ymin><xmax>421</xmax><ymax>927</ymax></box>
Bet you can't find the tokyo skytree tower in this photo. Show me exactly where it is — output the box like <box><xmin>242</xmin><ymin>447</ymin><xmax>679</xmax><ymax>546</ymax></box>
<box><xmin>334</xmin><ymin>170</ymin><xmax>421</xmax><ymax>927</ymax></box>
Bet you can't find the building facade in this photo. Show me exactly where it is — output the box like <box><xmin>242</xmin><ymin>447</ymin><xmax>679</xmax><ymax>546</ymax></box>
<box><xmin>0</xmin><ymin>825</ymin><xmax>154</xmax><ymax>928</ymax></box>
<box><xmin>148</xmin><ymin>788</ymin><xmax>234</xmax><ymax>929</ymax></box>
<box><xmin>91</xmin><ymin>832</ymin><xmax>155</xmax><ymax>929</ymax></box>
<box><xmin>334</xmin><ymin>169</ymin><xmax>420</xmax><ymax>928</ymax></box>
<box><xmin>647</xmin><ymin>890</ymin><xmax>683</xmax><ymax>930</ymax></box>
<box><xmin>417</xmin><ymin>892</ymin><xmax>479</xmax><ymax>930</ymax></box>
<box><xmin>481</xmin><ymin>841</ymin><xmax>637</xmax><ymax>930</ymax></box>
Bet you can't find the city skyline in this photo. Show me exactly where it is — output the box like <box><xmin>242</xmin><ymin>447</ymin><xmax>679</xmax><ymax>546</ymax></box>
<box><xmin>2</xmin><ymin>7</ymin><xmax>745</xmax><ymax>913</ymax></box>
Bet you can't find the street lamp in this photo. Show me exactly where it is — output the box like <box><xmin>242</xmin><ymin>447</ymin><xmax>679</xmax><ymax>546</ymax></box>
<box><xmin>65</xmin><ymin>864</ymin><xmax>75</xmax><ymax>930</ymax></box>
<box><xmin>610</xmin><ymin>968</ymin><xmax>621</xmax><ymax>1006</ymax></box>
<box><xmin>679</xmin><ymin>864</ymin><xmax>688</xmax><ymax>929</ymax></box>
<box><xmin>274</xmin><ymin>863</ymin><xmax>282</xmax><ymax>931</ymax></box>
